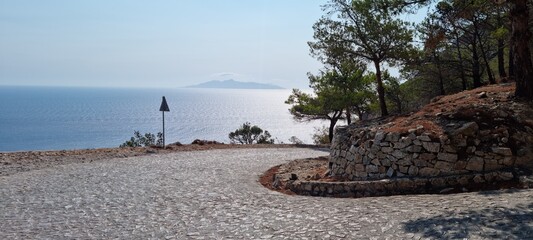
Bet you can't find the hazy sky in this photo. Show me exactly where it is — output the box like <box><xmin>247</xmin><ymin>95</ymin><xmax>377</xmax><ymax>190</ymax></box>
<box><xmin>0</xmin><ymin>0</ymin><xmax>332</xmax><ymax>89</ymax></box>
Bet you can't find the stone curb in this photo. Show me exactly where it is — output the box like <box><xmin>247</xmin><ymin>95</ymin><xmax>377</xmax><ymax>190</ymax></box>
<box><xmin>288</xmin><ymin>169</ymin><xmax>530</xmax><ymax>198</ymax></box>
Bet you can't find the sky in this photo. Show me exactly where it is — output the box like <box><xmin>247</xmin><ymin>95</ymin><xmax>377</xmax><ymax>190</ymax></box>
<box><xmin>0</xmin><ymin>0</ymin><xmax>330</xmax><ymax>89</ymax></box>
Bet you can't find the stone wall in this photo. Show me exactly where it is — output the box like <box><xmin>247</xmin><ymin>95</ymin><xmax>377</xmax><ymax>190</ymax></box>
<box><xmin>289</xmin><ymin>170</ymin><xmax>521</xmax><ymax>197</ymax></box>
<box><xmin>330</xmin><ymin>121</ymin><xmax>532</xmax><ymax>181</ymax></box>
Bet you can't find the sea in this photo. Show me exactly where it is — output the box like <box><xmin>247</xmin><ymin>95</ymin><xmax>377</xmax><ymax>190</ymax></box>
<box><xmin>0</xmin><ymin>86</ymin><xmax>329</xmax><ymax>152</ymax></box>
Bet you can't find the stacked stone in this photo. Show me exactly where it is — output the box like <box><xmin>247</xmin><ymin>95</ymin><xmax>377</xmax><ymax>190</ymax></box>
<box><xmin>290</xmin><ymin>170</ymin><xmax>516</xmax><ymax>197</ymax></box>
<box><xmin>330</xmin><ymin>121</ymin><xmax>519</xmax><ymax>181</ymax></box>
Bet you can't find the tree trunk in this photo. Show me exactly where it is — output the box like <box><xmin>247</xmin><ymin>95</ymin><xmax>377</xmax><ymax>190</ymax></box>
<box><xmin>328</xmin><ymin>116</ymin><xmax>339</xmax><ymax>143</ymax></box>
<box><xmin>472</xmin><ymin>35</ymin><xmax>483</xmax><ymax>88</ymax></box>
<box><xmin>373</xmin><ymin>60</ymin><xmax>388</xmax><ymax>116</ymax></box>
<box><xmin>434</xmin><ymin>52</ymin><xmax>446</xmax><ymax>95</ymax></box>
<box><xmin>474</xmin><ymin>20</ymin><xmax>496</xmax><ymax>85</ymax></box>
<box><xmin>510</xmin><ymin>0</ymin><xmax>533</xmax><ymax>99</ymax></box>
<box><xmin>497</xmin><ymin>10</ymin><xmax>507</xmax><ymax>80</ymax></box>
<box><xmin>354</xmin><ymin>106</ymin><xmax>363</xmax><ymax>121</ymax></box>
<box><xmin>345</xmin><ymin>108</ymin><xmax>352</xmax><ymax>125</ymax></box>
<box><xmin>455</xmin><ymin>34</ymin><xmax>468</xmax><ymax>90</ymax></box>
<box><xmin>508</xmin><ymin>45</ymin><xmax>515</xmax><ymax>80</ymax></box>
<box><xmin>498</xmin><ymin>39</ymin><xmax>507</xmax><ymax>80</ymax></box>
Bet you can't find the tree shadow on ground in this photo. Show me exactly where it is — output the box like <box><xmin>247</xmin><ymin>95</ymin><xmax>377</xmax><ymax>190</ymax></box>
<box><xmin>403</xmin><ymin>203</ymin><xmax>533</xmax><ymax>239</ymax></box>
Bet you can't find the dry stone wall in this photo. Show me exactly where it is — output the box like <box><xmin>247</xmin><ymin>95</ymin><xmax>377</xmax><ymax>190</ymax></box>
<box><xmin>330</xmin><ymin>121</ymin><xmax>531</xmax><ymax>181</ymax></box>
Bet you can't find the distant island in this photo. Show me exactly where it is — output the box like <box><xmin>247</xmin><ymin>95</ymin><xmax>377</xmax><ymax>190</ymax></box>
<box><xmin>185</xmin><ymin>79</ymin><xmax>284</xmax><ymax>89</ymax></box>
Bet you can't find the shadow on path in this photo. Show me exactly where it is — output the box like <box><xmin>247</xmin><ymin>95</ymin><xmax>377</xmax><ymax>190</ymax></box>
<box><xmin>403</xmin><ymin>203</ymin><xmax>533</xmax><ymax>239</ymax></box>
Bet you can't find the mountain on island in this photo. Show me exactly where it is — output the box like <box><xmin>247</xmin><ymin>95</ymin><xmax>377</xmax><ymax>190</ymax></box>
<box><xmin>185</xmin><ymin>79</ymin><xmax>284</xmax><ymax>89</ymax></box>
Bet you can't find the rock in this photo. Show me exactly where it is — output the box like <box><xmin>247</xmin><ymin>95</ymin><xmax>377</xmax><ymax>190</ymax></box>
<box><xmin>380</xmin><ymin>158</ymin><xmax>391</xmax><ymax>167</ymax></box>
<box><xmin>499</xmin><ymin>172</ymin><xmax>514</xmax><ymax>181</ymax></box>
<box><xmin>405</xmin><ymin>145</ymin><xmax>423</xmax><ymax>153</ymax></box>
<box><xmin>473</xmin><ymin>175</ymin><xmax>485</xmax><ymax>183</ymax></box>
<box><xmin>386</xmin><ymin>167</ymin><xmax>395</xmax><ymax>177</ymax></box>
<box><xmin>442</xmin><ymin>145</ymin><xmax>456</xmax><ymax>153</ymax></box>
<box><xmin>430</xmin><ymin>178</ymin><xmax>447</xmax><ymax>188</ymax></box>
<box><xmin>354</xmin><ymin>154</ymin><xmax>363</xmax><ymax>164</ymax></box>
<box><xmin>408</xmin><ymin>166</ymin><xmax>419</xmax><ymax>175</ymax></box>
<box><xmin>385</xmin><ymin>132</ymin><xmax>401</xmax><ymax>142</ymax></box>
<box><xmin>392</xmin><ymin>150</ymin><xmax>406</xmax><ymax>159</ymax></box>
<box><xmin>492</xmin><ymin>147</ymin><xmax>513</xmax><ymax>156</ymax></box>
<box><xmin>417</xmin><ymin>134</ymin><xmax>432</xmax><ymax>142</ymax></box>
<box><xmin>413</xmin><ymin>158</ymin><xmax>429</xmax><ymax>167</ymax></box>
<box><xmin>453</xmin><ymin>122</ymin><xmax>479</xmax><ymax>137</ymax></box>
<box><xmin>422</xmin><ymin>142</ymin><xmax>441</xmax><ymax>153</ymax></box>
<box><xmin>393</xmin><ymin>139</ymin><xmax>411</xmax><ymax>149</ymax></box>
<box><xmin>366</xmin><ymin>165</ymin><xmax>379</xmax><ymax>173</ymax></box>
<box><xmin>381</xmin><ymin>147</ymin><xmax>393</xmax><ymax>153</ymax></box>
<box><xmin>349</xmin><ymin>145</ymin><xmax>357</xmax><ymax>154</ymax></box>
<box><xmin>439</xmin><ymin>188</ymin><xmax>455</xmax><ymax>194</ymax></box>
<box><xmin>396</xmin><ymin>178</ymin><xmax>414</xmax><ymax>189</ymax></box>
<box><xmin>454</xmin><ymin>161</ymin><xmax>467</xmax><ymax>170</ymax></box>
<box><xmin>466</xmin><ymin>146</ymin><xmax>476</xmax><ymax>154</ymax></box>
<box><xmin>484</xmin><ymin>159</ymin><xmax>500</xmax><ymax>171</ymax></box>
<box><xmin>437</xmin><ymin>152</ymin><xmax>458</xmax><ymax>162</ymax></box>
<box><xmin>419</xmin><ymin>167</ymin><xmax>439</xmax><ymax>177</ymax></box>
<box><xmin>419</xmin><ymin>153</ymin><xmax>436</xmax><ymax>161</ymax></box>
<box><xmin>272</xmin><ymin>177</ymin><xmax>281</xmax><ymax>189</ymax></box>
<box><xmin>496</xmin><ymin>110</ymin><xmax>508</xmax><ymax>118</ymax></box>
<box><xmin>370</xmin><ymin>158</ymin><xmax>380</xmax><ymax>166</ymax></box>
<box><xmin>374</xmin><ymin>131</ymin><xmax>386</xmax><ymax>142</ymax></box>
<box><xmin>477</xmin><ymin>91</ymin><xmax>487</xmax><ymax>98</ymax></box>
<box><xmin>346</xmin><ymin>152</ymin><xmax>355</xmax><ymax>161</ymax></box>
<box><xmin>503</xmin><ymin>157</ymin><xmax>514</xmax><ymax>166</ymax></box>
<box><xmin>290</xmin><ymin>173</ymin><xmax>298</xmax><ymax>180</ymax></box>
<box><xmin>465</xmin><ymin>157</ymin><xmax>484</xmax><ymax>172</ymax></box>
<box><xmin>434</xmin><ymin>161</ymin><xmax>452</xmax><ymax>171</ymax></box>
<box><xmin>457</xmin><ymin>176</ymin><xmax>470</xmax><ymax>185</ymax></box>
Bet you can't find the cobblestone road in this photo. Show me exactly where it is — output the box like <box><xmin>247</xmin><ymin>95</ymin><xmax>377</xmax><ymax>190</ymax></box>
<box><xmin>1</xmin><ymin>148</ymin><xmax>532</xmax><ymax>239</ymax></box>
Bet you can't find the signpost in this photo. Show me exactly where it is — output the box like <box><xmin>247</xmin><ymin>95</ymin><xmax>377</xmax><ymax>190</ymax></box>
<box><xmin>159</xmin><ymin>96</ymin><xmax>170</xmax><ymax>148</ymax></box>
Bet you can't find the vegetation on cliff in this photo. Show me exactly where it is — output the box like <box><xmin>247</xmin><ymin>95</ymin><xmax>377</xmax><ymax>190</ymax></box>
<box><xmin>288</xmin><ymin>0</ymin><xmax>533</xmax><ymax>139</ymax></box>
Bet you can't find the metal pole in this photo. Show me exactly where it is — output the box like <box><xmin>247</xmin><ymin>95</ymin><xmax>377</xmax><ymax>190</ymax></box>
<box><xmin>162</xmin><ymin>111</ymin><xmax>165</xmax><ymax>148</ymax></box>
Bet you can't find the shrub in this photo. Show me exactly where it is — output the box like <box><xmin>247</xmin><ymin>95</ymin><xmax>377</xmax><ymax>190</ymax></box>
<box><xmin>288</xmin><ymin>136</ymin><xmax>304</xmax><ymax>144</ymax></box>
<box><xmin>120</xmin><ymin>131</ymin><xmax>164</xmax><ymax>148</ymax></box>
<box><xmin>312</xmin><ymin>126</ymin><xmax>330</xmax><ymax>145</ymax></box>
<box><xmin>228</xmin><ymin>122</ymin><xmax>274</xmax><ymax>144</ymax></box>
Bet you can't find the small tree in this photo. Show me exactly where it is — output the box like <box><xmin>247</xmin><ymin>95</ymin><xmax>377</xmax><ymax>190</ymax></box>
<box><xmin>228</xmin><ymin>122</ymin><xmax>274</xmax><ymax>144</ymax></box>
<box><xmin>286</xmin><ymin>88</ymin><xmax>344</xmax><ymax>143</ymax></box>
<box><xmin>288</xmin><ymin>136</ymin><xmax>304</xmax><ymax>144</ymax></box>
<box><xmin>312</xmin><ymin>126</ymin><xmax>330</xmax><ymax>145</ymax></box>
<box><xmin>120</xmin><ymin>131</ymin><xmax>164</xmax><ymax>148</ymax></box>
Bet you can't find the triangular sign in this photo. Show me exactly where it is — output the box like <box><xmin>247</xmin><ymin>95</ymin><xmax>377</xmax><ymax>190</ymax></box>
<box><xmin>159</xmin><ymin>96</ymin><xmax>170</xmax><ymax>112</ymax></box>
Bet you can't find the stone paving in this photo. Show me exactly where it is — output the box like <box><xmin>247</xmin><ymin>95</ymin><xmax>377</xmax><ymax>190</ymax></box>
<box><xmin>1</xmin><ymin>148</ymin><xmax>532</xmax><ymax>239</ymax></box>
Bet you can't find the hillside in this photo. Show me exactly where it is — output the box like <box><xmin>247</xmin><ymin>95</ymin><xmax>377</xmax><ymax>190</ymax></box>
<box><xmin>185</xmin><ymin>79</ymin><xmax>284</xmax><ymax>89</ymax></box>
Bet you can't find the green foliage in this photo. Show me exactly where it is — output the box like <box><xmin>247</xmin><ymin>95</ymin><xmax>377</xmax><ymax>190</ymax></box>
<box><xmin>312</xmin><ymin>126</ymin><xmax>330</xmax><ymax>145</ymax></box>
<box><xmin>288</xmin><ymin>136</ymin><xmax>304</xmax><ymax>145</ymax></box>
<box><xmin>228</xmin><ymin>122</ymin><xmax>274</xmax><ymax>144</ymax></box>
<box><xmin>286</xmin><ymin>60</ymin><xmax>376</xmax><ymax>142</ymax></box>
<box><xmin>309</xmin><ymin>0</ymin><xmax>416</xmax><ymax>116</ymax></box>
<box><xmin>120</xmin><ymin>131</ymin><xmax>164</xmax><ymax>148</ymax></box>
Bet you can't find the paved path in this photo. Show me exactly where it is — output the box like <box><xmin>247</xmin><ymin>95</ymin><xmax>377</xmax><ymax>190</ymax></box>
<box><xmin>1</xmin><ymin>148</ymin><xmax>532</xmax><ymax>239</ymax></box>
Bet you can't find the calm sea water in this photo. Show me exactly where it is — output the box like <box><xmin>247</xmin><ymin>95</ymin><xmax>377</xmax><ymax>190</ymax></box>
<box><xmin>0</xmin><ymin>86</ymin><xmax>327</xmax><ymax>151</ymax></box>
